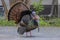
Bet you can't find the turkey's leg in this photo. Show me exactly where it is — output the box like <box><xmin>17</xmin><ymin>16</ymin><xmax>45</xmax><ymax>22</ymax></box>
<box><xmin>26</xmin><ymin>32</ymin><xmax>28</xmax><ymax>37</ymax></box>
<box><xmin>30</xmin><ymin>31</ymin><xmax>32</xmax><ymax>37</ymax></box>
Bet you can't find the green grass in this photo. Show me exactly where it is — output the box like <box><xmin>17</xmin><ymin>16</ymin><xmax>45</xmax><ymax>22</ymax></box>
<box><xmin>39</xmin><ymin>17</ymin><xmax>50</xmax><ymax>26</ymax></box>
<box><xmin>0</xmin><ymin>19</ymin><xmax>16</xmax><ymax>26</ymax></box>
<box><xmin>0</xmin><ymin>17</ymin><xmax>60</xmax><ymax>27</ymax></box>
<box><xmin>38</xmin><ymin>18</ymin><xmax>60</xmax><ymax>27</ymax></box>
<box><xmin>48</xmin><ymin>18</ymin><xmax>60</xmax><ymax>27</ymax></box>
<box><xmin>0</xmin><ymin>18</ymin><xmax>49</xmax><ymax>26</ymax></box>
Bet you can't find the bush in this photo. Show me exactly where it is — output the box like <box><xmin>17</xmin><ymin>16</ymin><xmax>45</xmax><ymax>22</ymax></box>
<box><xmin>32</xmin><ymin>0</ymin><xmax>44</xmax><ymax>14</ymax></box>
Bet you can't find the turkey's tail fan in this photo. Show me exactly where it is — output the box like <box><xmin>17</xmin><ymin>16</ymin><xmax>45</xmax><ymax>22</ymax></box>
<box><xmin>8</xmin><ymin>2</ymin><xmax>30</xmax><ymax>24</ymax></box>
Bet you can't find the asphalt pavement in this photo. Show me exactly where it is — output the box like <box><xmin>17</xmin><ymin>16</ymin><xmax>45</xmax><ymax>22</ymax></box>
<box><xmin>0</xmin><ymin>26</ymin><xmax>60</xmax><ymax>40</ymax></box>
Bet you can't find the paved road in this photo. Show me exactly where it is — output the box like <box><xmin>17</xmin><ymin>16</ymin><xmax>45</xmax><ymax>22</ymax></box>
<box><xmin>0</xmin><ymin>26</ymin><xmax>60</xmax><ymax>40</ymax></box>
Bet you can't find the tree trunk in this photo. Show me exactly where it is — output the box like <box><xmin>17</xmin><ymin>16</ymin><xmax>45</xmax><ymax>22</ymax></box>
<box><xmin>9</xmin><ymin>0</ymin><xmax>30</xmax><ymax>9</ymax></box>
<box><xmin>1</xmin><ymin>0</ymin><xmax>8</xmax><ymax>19</ymax></box>
<box><xmin>52</xmin><ymin>0</ymin><xmax>58</xmax><ymax>17</ymax></box>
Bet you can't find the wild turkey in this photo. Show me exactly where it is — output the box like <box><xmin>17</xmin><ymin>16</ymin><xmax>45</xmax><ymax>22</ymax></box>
<box><xmin>17</xmin><ymin>10</ymin><xmax>39</xmax><ymax>35</ymax></box>
<box><xmin>8</xmin><ymin>2</ymin><xmax>39</xmax><ymax>36</ymax></box>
